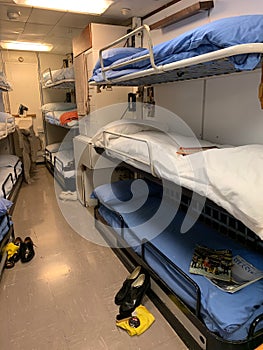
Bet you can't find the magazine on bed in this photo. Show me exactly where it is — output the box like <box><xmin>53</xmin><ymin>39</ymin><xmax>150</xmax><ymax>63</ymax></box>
<box><xmin>189</xmin><ymin>245</ymin><xmax>232</xmax><ymax>281</ymax></box>
<box><xmin>177</xmin><ymin>146</ymin><xmax>218</xmax><ymax>156</ymax></box>
<box><xmin>208</xmin><ymin>255</ymin><xmax>263</xmax><ymax>293</ymax></box>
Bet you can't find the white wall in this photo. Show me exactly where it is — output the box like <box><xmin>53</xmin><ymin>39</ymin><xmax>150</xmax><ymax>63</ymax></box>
<box><xmin>1</xmin><ymin>50</ymin><xmax>68</xmax><ymax>132</ymax></box>
<box><xmin>143</xmin><ymin>0</ymin><xmax>263</xmax><ymax>145</ymax></box>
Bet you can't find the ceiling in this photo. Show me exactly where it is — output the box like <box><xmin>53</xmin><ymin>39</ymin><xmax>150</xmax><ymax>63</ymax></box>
<box><xmin>0</xmin><ymin>0</ymin><xmax>169</xmax><ymax>54</ymax></box>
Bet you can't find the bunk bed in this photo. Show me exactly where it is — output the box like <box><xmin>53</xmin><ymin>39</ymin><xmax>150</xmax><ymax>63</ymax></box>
<box><xmin>92</xmin><ymin>119</ymin><xmax>263</xmax><ymax>240</ymax></box>
<box><xmin>41</xmin><ymin>102</ymin><xmax>79</xmax><ymax>128</ymax></box>
<box><xmin>92</xmin><ymin>178</ymin><xmax>263</xmax><ymax>349</ymax></box>
<box><xmin>41</xmin><ymin>66</ymin><xmax>75</xmax><ymax>89</ymax></box>
<box><xmin>87</xmin><ymin>14</ymin><xmax>263</xmax><ymax>350</ymax></box>
<box><xmin>89</xmin><ymin>15</ymin><xmax>263</xmax><ymax>86</ymax></box>
<box><xmin>0</xmin><ymin>112</ymin><xmax>15</xmax><ymax>140</ymax></box>
<box><xmin>0</xmin><ymin>154</ymin><xmax>23</xmax><ymax>207</ymax></box>
<box><xmin>44</xmin><ymin>142</ymin><xmax>76</xmax><ymax>191</ymax></box>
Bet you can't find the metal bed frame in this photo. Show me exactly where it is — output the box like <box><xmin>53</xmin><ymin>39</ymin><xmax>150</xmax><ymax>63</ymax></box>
<box><xmin>41</xmin><ymin>67</ymin><xmax>75</xmax><ymax>89</ymax></box>
<box><xmin>44</xmin><ymin>148</ymin><xmax>76</xmax><ymax>191</ymax></box>
<box><xmin>93</xmin><ymin>167</ymin><xmax>263</xmax><ymax>349</ymax></box>
<box><xmin>0</xmin><ymin>116</ymin><xmax>15</xmax><ymax>141</ymax></box>
<box><xmin>89</xmin><ymin>24</ymin><xmax>263</xmax><ymax>87</ymax></box>
<box><xmin>1</xmin><ymin>159</ymin><xmax>23</xmax><ymax>214</ymax></box>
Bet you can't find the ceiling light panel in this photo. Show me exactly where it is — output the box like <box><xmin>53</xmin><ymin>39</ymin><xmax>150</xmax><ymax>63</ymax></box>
<box><xmin>0</xmin><ymin>41</ymin><xmax>53</xmax><ymax>51</ymax></box>
<box><xmin>13</xmin><ymin>0</ymin><xmax>113</xmax><ymax>15</ymax></box>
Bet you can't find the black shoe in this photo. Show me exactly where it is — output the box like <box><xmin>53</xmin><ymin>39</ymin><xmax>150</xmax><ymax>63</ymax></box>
<box><xmin>119</xmin><ymin>273</ymin><xmax>150</xmax><ymax>314</ymax></box>
<box><xmin>12</xmin><ymin>237</ymin><xmax>23</xmax><ymax>263</ymax></box>
<box><xmin>5</xmin><ymin>255</ymin><xmax>15</xmax><ymax>269</ymax></box>
<box><xmin>114</xmin><ymin>266</ymin><xmax>142</xmax><ymax>305</ymax></box>
<box><xmin>20</xmin><ymin>237</ymin><xmax>35</xmax><ymax>263</ymax></box>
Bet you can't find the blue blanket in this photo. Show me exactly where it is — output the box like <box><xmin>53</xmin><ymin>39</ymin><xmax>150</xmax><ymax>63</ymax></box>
<box><xmin>91</xmin><ymin>15</ymin><xmax>263</xmax><ymax>82</ymax></box>
<box><xmin>93</xmin><ymin>179</ymin><xmax>263</xmax><ymax>341</ymax></box>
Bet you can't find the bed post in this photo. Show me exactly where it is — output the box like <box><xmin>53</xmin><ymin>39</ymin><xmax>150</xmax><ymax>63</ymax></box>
<box><xmin>258</xmin><ymin>61</ymin><xmax>263</xmax><ymax>109</ymax></box>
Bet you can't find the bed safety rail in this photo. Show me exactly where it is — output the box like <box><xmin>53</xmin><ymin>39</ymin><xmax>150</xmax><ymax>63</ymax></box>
<box><xmin>141</xmin><ymin>239</ymin><xmax>201</xmax><ymax>317</ymax></box>
<box><xmin>2</xmin><ymin>173</ymin><xmax>13</xmax><ymax>199</ymax></box>
<box><xmin>0</xmin><ymin>116</ymin><xmax>15</xmax><ymax>140</ymax></box>
<box><xmin>95</xmin><ymin>199</ymin><xmax>202</xmax><ymax>316</ymax></box>
<box><xmin>248</xmin><ymin>314</ymin><xmax>263</xmax><ymax>339</ymax></box>
<box><xmin>54</xmin><ymin>155</ymin><xmax>74</xmax><ymax>173</ymax></box>
<box><xmin>102</xmin><ymin>130</ymin><xmax>180</xmax><ymax>177</ymax></box>
<box><xmin>41</xmin><ymin>67</ymin><xmax>75</xmax><ymax>89</ymax></box>
<box><xmin>44</xmin><ymin>149</ymin><xmax>53</xmax><ymax>164</ymax></box>
<box><xmin>54</xmin><ymin>156</ymin><xmax>63</xmax><ymax>174</ymax></box>
<box><xmin>92</xmin><ymin>22</ymin><xmax>263</xmax><ymax>86</ymax></box>
<box><xmin>177</xmin><ymin>189</ymin><xmax>263</xmax><ymax>253</ymax></box>
<box><xmin>99</xmin><ymin>25</ymin><xmax>159</xmax><ymax>83</ymax></box>
<box><xmin>13</xmin><ymin>159</ymin><xmax>22</xmax><ymax>180</ymax></box>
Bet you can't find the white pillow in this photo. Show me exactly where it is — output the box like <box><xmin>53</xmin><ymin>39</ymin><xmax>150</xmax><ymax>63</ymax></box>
<box><xmin>41</xmin><ymin>102</ymin><xmax>77</xmax><ymax>112</ymax></box>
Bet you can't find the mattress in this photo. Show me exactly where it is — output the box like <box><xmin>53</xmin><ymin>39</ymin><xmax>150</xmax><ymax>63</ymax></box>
<box><xmin>0</xmin><ymin>214</ymin><xmax>11</xmax><ymax>241</ymax></box>
<box><xmin>0</xmin><ymin>112</ymin><xmax>15</xmax><ymax>139</ymax></box>
<box><xmin>93</xmin><ymin>179</ymin><xmax>263</xmax><ymax>341</ymax></box>
<box><xmin>92</xmin><ymin>119</ymin><xmax>263</xmax><ymax>240</ymax></box>
<box><xmin>44</xmin><ymin>109</ymin><xmax>79</xmax><ymax>128</ymax></box>
<box><xmin>42</xmin><ymin>66</ymin><xmax>75</xmax><ymax>87</ymax></box>
<box><xmin>0</xmin><ymin>155</ymin><xmax>22</xmax><ymax>198</ymax></box>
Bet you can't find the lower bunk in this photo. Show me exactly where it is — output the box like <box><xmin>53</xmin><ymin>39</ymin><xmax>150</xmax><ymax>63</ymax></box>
<box><xmin>92</xmin><ymin>179</ymin><xmax>263</xmax><ymax>350</ymax></box>
<box><xmin>0</xmin><ymin>154</ymin><xmax>23</xmax><ymax>213</ymax></box>
<box><xmin>44</xmin><ymin>142</ymin><xmax>76</xmax><ymax>191</ymax></box>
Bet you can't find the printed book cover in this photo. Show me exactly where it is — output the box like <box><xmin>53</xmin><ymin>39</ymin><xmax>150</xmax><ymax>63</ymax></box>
<box><xmin>189</xmin><ymin>245</ymin><xmax>232</xmax><ymax>281</ymax></box>
<box><xmin>208</xmin><ymin>255</ymin><xmax>263</xmax><ymax>293</ymax></box>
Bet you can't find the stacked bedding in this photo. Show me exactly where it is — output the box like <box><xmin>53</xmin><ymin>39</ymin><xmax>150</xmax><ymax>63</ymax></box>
<box><xmin>41</xmin><ymin>102</ymin><xmax>78</xmax><ymax>128</ymax></box>
<box><xmin>90</xmin><ymin>15</ymin><xmax>263</xmax><ymax>83</ymax></box>
<box><xmin>93</xmin><ymin>179</ymin><xmax>263</xmax><ymax>341</ymax></box>
<box><xmin>0</xmin><ymin>112</ymin><xmax>15</xmax><ymax>139</ymax></box>
<box><xmin>42</xmin><ymin>66</ymin><xmax>74</xmax><ymax>87</ymax></box>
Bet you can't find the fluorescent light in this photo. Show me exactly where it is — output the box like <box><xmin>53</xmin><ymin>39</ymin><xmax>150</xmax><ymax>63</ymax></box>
<box><xmin>13</xmin><ymin>0</ymin><xmax>113</xmax><ymax>15</ymax></box>
<box><xmin>0</xmin><ymin>41</ymin><xmax>53</xmax><ymax>52</ymax></box>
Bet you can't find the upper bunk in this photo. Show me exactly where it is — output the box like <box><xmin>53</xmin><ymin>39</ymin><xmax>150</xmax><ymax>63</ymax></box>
<box><xmin>41</xmin><ymin>102</ymin><xmax>79</xmax><ymax>129</ymax></box>
<box><xmin>0</xmin><ymin>112</ymin><xmax>15</xmax><ymax>141</ymax></box>
<box><xmin>0</xmin><ymin>71</ymin><xmax>12</xmax><ymax>91</ymax></box>
<box><xmin>89</xmin><ymin>15</ymin><xmax>263</xmax><ymax>87</ymax></box>
<box><xmin>41</xmin><ymin>66</ymin><xmax>75</xmax><ymax>89</ymax></box>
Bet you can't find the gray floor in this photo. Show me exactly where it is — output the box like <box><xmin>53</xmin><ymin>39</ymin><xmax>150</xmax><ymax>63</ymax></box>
<box><xmin>0</xmin><ymin>165</ymin><xmax>188</xmax><ymax>350</ymax></box>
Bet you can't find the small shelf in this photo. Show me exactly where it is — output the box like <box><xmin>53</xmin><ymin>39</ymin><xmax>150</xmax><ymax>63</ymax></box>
<box><xmin>150</xmin><ymin>1</ymin><xmax>214</xmax><ymax>30</ymax></box>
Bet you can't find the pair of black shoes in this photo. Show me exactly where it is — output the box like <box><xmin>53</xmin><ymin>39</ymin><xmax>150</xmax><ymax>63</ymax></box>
<box><xmin>5</xmin><ymin>236</ymin><xmax>35</xmax><ymax>268</ymax></box>
<box><xmin>115</xmin><ymin>266</ymin><xmax>150</xmax><ymax>321</ymax></box>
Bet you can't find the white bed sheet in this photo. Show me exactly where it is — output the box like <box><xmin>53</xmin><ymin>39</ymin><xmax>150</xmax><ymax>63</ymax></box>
<box><xmin>0</xmin><ymin>113</ymin><xmax>15</xmax><ymax>139</ymax></box>
<box><xmin>42</xmin><ymin>66</ymin><xmax>74</xmax><ymax>87</ymax></box>
<box><xmin>93</xmin><ymin>120</ymin><xmax>263</xmax><ymax>239</ymax></box>
<box><xmin>0</xmin><ymin>168</ymin><xmax>14</xmax><ymax>198</ymax></box>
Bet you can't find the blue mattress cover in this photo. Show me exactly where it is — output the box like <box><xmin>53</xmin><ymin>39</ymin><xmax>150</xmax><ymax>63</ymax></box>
<box><xmin>94</xmin><ymin>179</ymin><xmax>263</xmax><ymax>341</ymax></box>
<box><xmin>0</xmin><ymin>215</ymin><xmax>11</xmax><ymax>241</ymax></box>
<box><xmin>90</xmin><ymin>15</ymin><xmax>263</xmax><ymax>83</ymax></box>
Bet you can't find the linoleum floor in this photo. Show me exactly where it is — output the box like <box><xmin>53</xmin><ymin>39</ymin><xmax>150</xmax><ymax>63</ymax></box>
<box><xmin>0</xmin><ymin>165</ymin><xmax>188</xmax><ymax>350</ymax></box>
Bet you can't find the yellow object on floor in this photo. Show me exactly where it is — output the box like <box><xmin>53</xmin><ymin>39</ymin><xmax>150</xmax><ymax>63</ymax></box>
<box><xmin>116</xmin><ymin>305</ymin><xmax>155</xmax><ymax>336</ymax></box>
<box><xmin>4</xmin><ymin>242</ymin><xmax>19</xmax><ymax>258</ymax></box>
